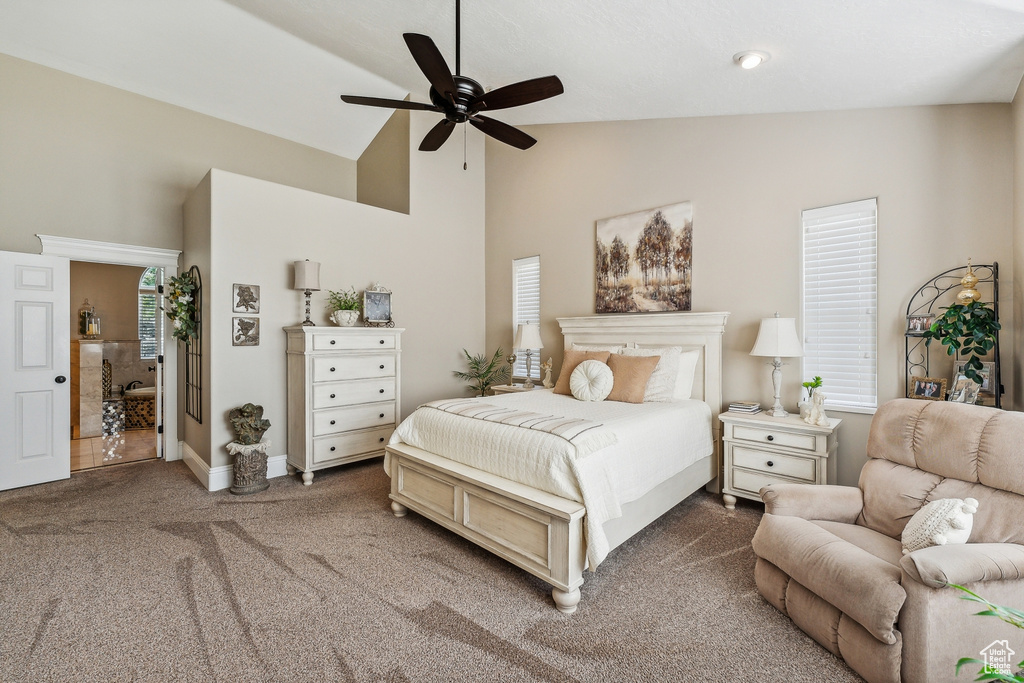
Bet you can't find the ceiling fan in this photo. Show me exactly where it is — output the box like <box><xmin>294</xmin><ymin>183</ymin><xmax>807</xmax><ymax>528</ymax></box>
<box><xmin>340</xmin><ymin>0</ymin><xmax>563</xmax><ymax>152</ymax></box>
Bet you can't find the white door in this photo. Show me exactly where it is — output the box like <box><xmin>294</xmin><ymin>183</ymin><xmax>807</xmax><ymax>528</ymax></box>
<box><xmin>0</xmin><ymin>251</ymin><xmax>71</xmax><ymax>490</ymax></box>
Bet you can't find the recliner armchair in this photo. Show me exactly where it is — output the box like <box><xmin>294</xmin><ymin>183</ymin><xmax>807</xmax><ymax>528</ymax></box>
<box><xmin>751</xmin><ymin>398</ymin><xmax>1024</xmax><ymax>683</ymax></box>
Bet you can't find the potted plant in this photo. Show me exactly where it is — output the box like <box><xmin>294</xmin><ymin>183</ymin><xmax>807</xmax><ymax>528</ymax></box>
<box><xmin>923</xmin><ymin>300</ymin><xmax>1000</xmax><ymax>385</ymax></box>
<box><xmin>327</xmin><ymin>287</ymin><xmax>362</xmax><ymax>327</ymax></box>
<box><xmin>799</xmin><ymin>376</ymin><xmax>822</xmax><ymax>419</ymax></box>
<box><xmin>454</xmin><ymin>348</ymin><xmax>511</xmax><ymax>397</ymax></box>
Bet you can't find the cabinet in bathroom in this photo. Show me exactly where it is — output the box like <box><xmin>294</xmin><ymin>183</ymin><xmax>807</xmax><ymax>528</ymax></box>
<box><xmin>285</xmin><ymin>326</ymin><xmax>403</xmax><ymax>485</ymax></box>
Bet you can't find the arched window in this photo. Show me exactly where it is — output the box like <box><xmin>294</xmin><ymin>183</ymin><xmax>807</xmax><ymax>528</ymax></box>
<box><xmin>139</xmin><ymin>267</ymin><xmax>158</xmax><ymax>359</ymax></box>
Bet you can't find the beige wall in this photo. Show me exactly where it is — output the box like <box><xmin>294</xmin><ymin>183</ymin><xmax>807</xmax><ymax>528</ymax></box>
<box><xmin>183</xmin><ymin>112</ymin><xmax>486</xmax><ymax>468</ymax></box>
<box><xmin>182</xmin><ymin>174</ymin><xmax>213</xmax><ymax>463</ymax></box>
<box><xmin>0</xmin><ymin>54</ymin><xmax>357</xmax><ymax>256</ymax></box>
<box><xmin>357</xmin><ymin>109</ymin><xmax>411</xmax><ymax>214</ymax></box>
<box><xmin>69</xmin><ymin>262</ymin><xmax>146</xmax><ymax>341</ymax></box>
<box><xmin>1012</xmin><ymin>81</ymin><xmax>1024</xmax><ymax>413</ymax></box>
<box><xmin>485</xmin><ymin>105</ymin><xmax>1014</xmax><ymax>486</ymax></box>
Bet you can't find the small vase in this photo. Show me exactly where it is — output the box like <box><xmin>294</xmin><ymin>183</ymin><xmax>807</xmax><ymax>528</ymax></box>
<box><xmin>331</xmin><ymin>310</ymin><xmax>359</xmax><ymax>327</ymax></box>
<box><xmin>799</xmin><ymin>399</ymin><xmax>811</xmax><ymax>420</ymax></box>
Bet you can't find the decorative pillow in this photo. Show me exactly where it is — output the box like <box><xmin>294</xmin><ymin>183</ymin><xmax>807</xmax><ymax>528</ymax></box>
<box><xmin>569</xmin><ymin>360</ymin><xmax>613</xmax><ymax>402</ymax></box>
<box><xmin>606</xmin><ymin>354</ymin><xmax>661</xmax><ymax>403</ymax></box>
<box><xmin>620</xmin><ymin>346</ymin><xmax>682</xmax><ymax>401</ymax></box>
<box><xmin>553</xmin><ymin>350</ymin><xmax>612</xmax><ymax>395</ymax></box>
<box><xmin>901</xmin><ymin>497</ymin><xmax>979</xmax><ymax>555</ymax></box>
<box><xmin>674</xmin><ymin>349</ymin><xmax>701</xmax><ymax>400</ymax></box>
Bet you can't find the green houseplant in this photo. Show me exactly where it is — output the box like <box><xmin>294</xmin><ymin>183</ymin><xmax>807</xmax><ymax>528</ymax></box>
<box><xmin>165</xmin><ymin>271</ymin><xmax>198</xmax><ymax>342</ymax></box>
<box><xmin>923</xmin><ymin>300</ymin><xmax>1000</xmax><ymax>385</ymax></box>
<box><xmin>454</xmin><ymin>348</ymin><xmax>510</xmax><ymax>397</ymax></box>
<box><xmin>327</xmin><ymin>287</ymin><xmax>362</xmax><ymax>326</ymax></box>
<box><xmin>952</xmin><ymin>584</ymin><xmax>1024</xmax><ymax>681</ymax></box>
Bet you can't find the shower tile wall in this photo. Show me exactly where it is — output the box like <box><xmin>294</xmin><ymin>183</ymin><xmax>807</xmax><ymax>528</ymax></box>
<box><xmin>102</xmin><ymin>341</ymin><xmax>155</xmax><ymax>392</ymax></box>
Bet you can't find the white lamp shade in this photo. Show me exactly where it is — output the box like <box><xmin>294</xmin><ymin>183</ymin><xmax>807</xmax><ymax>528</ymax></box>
<box><xmin>750</xmin><ymin>316</ymin><xmax>803</xmax><ymax>357</ymax></box>
<box><xmin>513</xmin><ymin>322</ymin><xmax>543</xmax><ymax>350</ymax></box>
<box><xmin>293</xmin><ymin>260</ymin><xmax>321</xmax><ymax>291</ymax></box>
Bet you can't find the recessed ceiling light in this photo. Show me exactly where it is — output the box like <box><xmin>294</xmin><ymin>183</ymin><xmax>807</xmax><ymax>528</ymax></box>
<box><xmin>734</xmin><ymin>51</ymin><xmax>770</xmax><ymax>70</ymax></box>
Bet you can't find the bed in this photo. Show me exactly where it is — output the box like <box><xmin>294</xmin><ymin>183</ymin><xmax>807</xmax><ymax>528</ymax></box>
<box><xmin>385</xmin><ymin>311</ymin><xmax>729</xmax><ymax>613</ymax></box>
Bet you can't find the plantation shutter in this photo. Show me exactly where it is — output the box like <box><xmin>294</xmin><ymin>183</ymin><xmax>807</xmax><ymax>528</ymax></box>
<box><xmin>512</xmin><ymin>256</ymin><xmax>541</xmax><ymax>378</ymax></box>
<box><xmin>802</xmin><ymin>198</ymin><xmax>877</xmax><ymax>410</ymax></box>
<box><xmin>139</xmin><ymin>267</ymin><xmax>158</xmax><ymax>360</ymax></box>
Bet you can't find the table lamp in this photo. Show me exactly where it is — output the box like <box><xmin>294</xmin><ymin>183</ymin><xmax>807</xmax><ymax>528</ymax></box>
<box><xmin>750</xmin><ymin>313</ymin><xmax>803</xmax><ymax>417</ymax></box>
<box><xmin>293</xmin><ymin>260</ymin><xmax>321</xmax><ymax>326</ymax></box>
<box><xmin>513</xmin><ymin>322</ymin><xmax>544</xmax><ymax>389</ymax></box>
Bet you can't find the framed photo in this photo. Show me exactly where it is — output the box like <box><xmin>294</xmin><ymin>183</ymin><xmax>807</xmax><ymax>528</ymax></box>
<box><xmin>232</xmin><ymin>283</ymin><xmax>260</xmax><ymax>313</ymax></box>
<box><xmin>905</xmin><ymin>314</ymin><xmax>934</xmax><ymax>336</ymax></box>
<box><xmin>909</xmin><ymin>376</ymin><xmax>946</xmax><ymax>401</ymax></box>
<box><xmin>232</xmin><ymin>317</ymin><xmax>260</xmax><ymax>346</ymax></box>
<box><xmin>947</xmin><ymin>375</ymin><xmax>980</xmax><ymax>404</ymax></box>
<box><xmin>363</xmin><ymin>285</ymin><xmax>392</xmax><ymax>323</ymax></box>
<box><xmin>952</xmin><ymin>360</ymin><xmax>994</xmax><ymax>395</ymax></box>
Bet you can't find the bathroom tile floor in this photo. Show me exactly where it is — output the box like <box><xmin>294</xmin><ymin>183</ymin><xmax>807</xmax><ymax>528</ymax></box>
<box><xmin>71</xmin><ymin>430</ymin><xmax>157</xmax><ymax>472</ymax></box>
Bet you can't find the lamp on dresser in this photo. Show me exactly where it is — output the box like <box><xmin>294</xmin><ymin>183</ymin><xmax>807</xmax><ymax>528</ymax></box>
<box><xmin>513</xmin><ymin>322</ymin><xmax>544</xmax><ymax>389</ymax></box>
<box><xmin>749</xmin><ymin>313</ymin><xmax>803</xmax><ymax>417</ymax></box>
<box><xmin>293</xmin><ymin>260</ymin><xmax>321</xmax><ymax>326</ymax></box>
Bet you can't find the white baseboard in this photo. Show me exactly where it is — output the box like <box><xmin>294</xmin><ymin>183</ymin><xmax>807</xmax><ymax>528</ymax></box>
<box><xmin>181</xmin><ymin>442</ymin><xmax>289</xmax><ymax>492</ymax></box>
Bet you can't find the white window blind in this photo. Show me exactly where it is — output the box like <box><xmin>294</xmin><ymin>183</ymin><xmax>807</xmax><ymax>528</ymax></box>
<box><xmin>139</xmin><ymin>267</ymin><xmax>158</xmax><ymax>360</ymax></box>
<box><xmin>512</xmin><ymin>256</ymin><xmax>541</xmax><ymax>379</ymax></box>
<box><xmin>802</xmin><ymin>198</ymin><xmax>877</xmax><ymax>410</ymax></box>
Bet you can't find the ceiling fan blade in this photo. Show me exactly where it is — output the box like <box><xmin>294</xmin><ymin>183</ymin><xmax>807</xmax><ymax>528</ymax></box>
<box><xmin>403</xmin><ymin>33</ymin><xmax>457</xmax><ymax>102</ymax></box>
<box><xmin>472</xmin><ymin>76</ymin><xmax>564</xmax><ymax>112</ymax></box>
<box><xmin>340</xmin><ymin>95</ymin><xmax>440</xmax><ymax>112</ymax></box>
<box><xmin>469</xmin><ymin>116</ymin><xmax>537</xmax><ymax>150</ymax></box>
<box><xmin>419</xmin><ymin>119</ymin><xmax>455</xmax><ymax>152</ymax></box>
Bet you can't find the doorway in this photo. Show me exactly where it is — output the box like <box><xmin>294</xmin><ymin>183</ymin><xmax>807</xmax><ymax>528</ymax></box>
<box><xmin>69</xmin><ymin>262</ymin><xmax>162</xmax><ymax>471</ymax></box>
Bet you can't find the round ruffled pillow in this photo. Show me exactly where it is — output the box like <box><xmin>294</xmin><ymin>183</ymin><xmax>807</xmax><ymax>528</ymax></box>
<box><xmin>570</xmin><ymin>359</ymin><xmax>613</xmax><ymax>402</ymax></box>
<box><xmin>901</xmin><ymin>497</ymin><xmax>979</xmax><ymax>555</ymax></box>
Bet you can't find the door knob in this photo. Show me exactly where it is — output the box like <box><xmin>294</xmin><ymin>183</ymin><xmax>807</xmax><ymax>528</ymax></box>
<box><xmin>55</xmin><ymin>375</ymin><xmax>67</xmax><ymax>384</ymax></box>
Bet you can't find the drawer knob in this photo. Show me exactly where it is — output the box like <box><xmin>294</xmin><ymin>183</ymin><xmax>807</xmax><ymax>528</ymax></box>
<box><xmin>379</xmin><ymin>339</ymin><xmax>385</xmax><ymax>344</ymax></box>
<box><xmin>766</xmin><ymin>435</ymin><xmax>774</xmax><ymax>442</ymax></box>
<box><xmin>379</xmin><ymin>437</ymin><xmax>385</xmax><ymax>443</ymax></box>
<box><xmin>330</xmin><ymin>367</ymin><xmax>336</xmax><ymax>372</ymax></box>
<box><xmin>379</xmin><ymin>389</ymin><xmax>385</xmax><ymax>394</ymax></box>
<box><xmin>379</xmin><ymin>413</ymin><xmax>385</xmax><ymax>418</ymax></box>
<box><xmin>766</xmin><ymin>460</ymin><xmax>774</xmax><ymax>467</ymax></box>
<box><xmin>379</xmin><ymin>364</ymin><xmax>385</xmax><ymax>369</ymax></box>
<box><xmin>330</xmin><ymin>420</ymin><xmax>336</xmax><ymax>425</ymax></box>
<box><xmin>330</xmin><ymin>393</ymin><xmax>336</xmax><ymax>399</ymax></box>
<box><xmin>330</xmin><ymin>340</ymin><xmax>336</xmax><ymax>345</ymax></box>
<box><xmin>330</xmin><ymin>446</ymin><xmax>336</xmax><ymax>452</ymax></box>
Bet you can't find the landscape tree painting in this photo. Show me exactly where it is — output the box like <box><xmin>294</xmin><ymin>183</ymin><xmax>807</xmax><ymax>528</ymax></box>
<box><xmin>596</xmin><ymin>201</ymin><xmax>692</xmax><ymax>313</ymax></box>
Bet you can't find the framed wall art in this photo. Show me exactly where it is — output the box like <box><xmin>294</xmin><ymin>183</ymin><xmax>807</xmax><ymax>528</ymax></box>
<box><xmin>596</xmin><ymin>201</ymin><xmax>693</xmax><ymax>314</ymax></box>
<box><xmin>232</xmin><ymin>317</ymin><xmax>260</xmax><ymax>346</ymax></box>
<box><xmin>232</xmin><ymin>283</ymin><xmax>260</xmax><ymax>313</ymax></box>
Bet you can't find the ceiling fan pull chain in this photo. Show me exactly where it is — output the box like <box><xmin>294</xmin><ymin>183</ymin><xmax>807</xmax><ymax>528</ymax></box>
<box><xmin>464</xmin><ymin>125</ymin><xmax>468</xmax><ymax>170</ymax></box>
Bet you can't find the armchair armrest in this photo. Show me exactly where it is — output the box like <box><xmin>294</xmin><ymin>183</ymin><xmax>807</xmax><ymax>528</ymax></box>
<box><xmin>900</xmin><ymin>543</ymin><xmax>1024</xmax><ymax>588</ymax></box>
<box><xmin>759</xmin><ymin>483</ymin><xmax>863</xmax><ymax>523</ymax></box>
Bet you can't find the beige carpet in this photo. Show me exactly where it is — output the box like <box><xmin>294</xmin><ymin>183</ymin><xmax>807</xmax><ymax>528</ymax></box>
<box><xmin>0</xmin><ymin>458</ymin><xmax>860</xmax><ymax>682</ymax></box>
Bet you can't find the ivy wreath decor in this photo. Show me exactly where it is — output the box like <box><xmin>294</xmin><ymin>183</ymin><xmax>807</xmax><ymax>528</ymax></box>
<box><xmin>165</xmin><ymin>271</ymin><xmax>199</xmax><ymax>342</ymax></box>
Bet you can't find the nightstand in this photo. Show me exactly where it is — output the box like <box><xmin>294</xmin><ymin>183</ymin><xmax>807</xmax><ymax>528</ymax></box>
<box><xmin>718</xmin><ymin>411</ymin><xmax>841</xmax><ymax>509</ymax></box>
<box><xmin>491</xmin><ymin>384</ymin><xmax>535</xmax><ymax>395</ymax></box>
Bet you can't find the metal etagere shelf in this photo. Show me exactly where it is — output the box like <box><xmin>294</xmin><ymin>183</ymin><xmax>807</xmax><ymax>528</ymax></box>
<box><xmin>904</xmin><ymin>262</ymin><xmax>1001</xmax><ymax>408</ymax></box>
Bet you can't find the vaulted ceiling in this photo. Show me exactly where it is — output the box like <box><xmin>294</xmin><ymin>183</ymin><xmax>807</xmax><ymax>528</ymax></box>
<box><xmin>2</xmin><ymin>0</ymin><xmax>1023</xmax><ymax>160</ymax></box>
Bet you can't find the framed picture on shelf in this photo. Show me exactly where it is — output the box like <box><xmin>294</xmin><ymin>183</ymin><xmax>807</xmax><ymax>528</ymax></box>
<box><xmin>952</xmin><ymin>360</ymin><xmax>995</xmax><ymax>405</ymax></box>
<box><xmin>909</xmin><ymin>376</ymin><xmax>946</xmax><ymax>401</ymax></box>
<box><xmin>232</xmin><ymin>283</ymin><xmax>260</xmax><ymax>313</ymax></box>
<box><xmin>905</xmin><ymin>314</ymin><xmax>934</xmax><ymax>336</ymax></box>
<box><xmin>947</xmin><ymin>374</ymin><xmax>980</xmax><ymax>404</ymax></box>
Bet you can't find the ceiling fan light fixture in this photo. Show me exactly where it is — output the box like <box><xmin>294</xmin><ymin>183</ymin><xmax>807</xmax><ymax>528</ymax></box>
<box><xmin>734</xmin><ymin>51</ymin><xmax>770</xmax><ymax>70</ymax></box>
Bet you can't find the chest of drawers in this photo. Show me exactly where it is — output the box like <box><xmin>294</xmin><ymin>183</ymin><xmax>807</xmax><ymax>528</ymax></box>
<box><xmin>286</xmin><ymin>326</ymin><xmax>403</xmax><ymax>485</ymax></box>
<box><xmin>718</xmin><ymin>411</ymin><xmax>841</xmax><ymax>509</ymax></box>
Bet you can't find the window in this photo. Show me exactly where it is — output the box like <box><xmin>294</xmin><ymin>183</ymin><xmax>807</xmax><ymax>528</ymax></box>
<box><xmin>139</xmin><ymin>267</ymin><xmax>158</xmax><ymax>360</ymax></box>
<box><xmin>512</xmin><ymin>256</ymin><xmax>541</xmax><ymax>379</ymax></box>
<box><xmin>801</xmin><ymin>198</ymin><xmax>877</xmax><ymax>411</ymax></box>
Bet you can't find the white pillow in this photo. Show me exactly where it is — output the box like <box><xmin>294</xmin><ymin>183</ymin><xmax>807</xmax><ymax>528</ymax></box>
<box><xmin>674</xmin><ymin>349</ymin><xmax>701</xmax><ymax>400</ymax></box>
<box><xmin>569</xmin><ymin>360</ymin><xmax>613</xmax><ymax>402</ymax></box>
<box><xmin>620</xmin><ymin>346</ymin><xmax>682</xmax><ymax>401</ymax></box>
<box><xmin>901</xmin><ymin>497</ymin><xmax>979</xmax><ymax>555</ymax></box>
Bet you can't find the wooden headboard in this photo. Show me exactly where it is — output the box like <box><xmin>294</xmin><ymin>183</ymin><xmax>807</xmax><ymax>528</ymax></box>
<box><xmin>556</xmin><ymin>311</ymin><xmax>729</xmax><ymax>413</ymax></box>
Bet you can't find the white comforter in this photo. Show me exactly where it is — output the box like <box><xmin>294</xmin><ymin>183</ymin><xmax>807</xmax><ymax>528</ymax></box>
<box><xmin>387</xmin><ymin>389</ymin><xmax>713</xmax><ymax>568</ymax></box>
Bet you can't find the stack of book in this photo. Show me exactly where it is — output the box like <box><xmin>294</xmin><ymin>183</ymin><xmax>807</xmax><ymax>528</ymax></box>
<box><xmin>728</xmin><ymin>401</ymin><xmax>761</xmax><ymax>414</ymax></box>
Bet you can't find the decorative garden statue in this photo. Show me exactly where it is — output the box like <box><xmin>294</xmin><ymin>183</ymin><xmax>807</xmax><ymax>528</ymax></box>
<box><xmin>229</xmin><ymin>403</ymin><xmax>271</xmax><ymax>445</ymax></box>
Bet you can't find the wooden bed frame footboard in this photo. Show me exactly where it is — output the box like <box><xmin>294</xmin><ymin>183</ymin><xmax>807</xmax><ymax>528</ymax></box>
<box><xmin>388</xmin><ymin>312</ymin><xmax>729</xmax><ymax>614</ymax></box>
